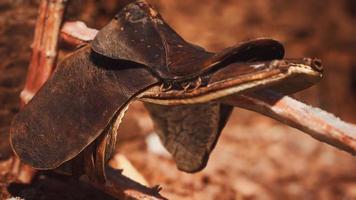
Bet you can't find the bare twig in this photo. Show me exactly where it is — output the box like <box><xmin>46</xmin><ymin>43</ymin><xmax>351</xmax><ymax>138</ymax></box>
<box><xmin>89</xmin><ymin>167</ymin><xmax>166</xmax><ymax>200</ymax></box>
<box><xmin>20</xmin><ymin>0</ymin><xmax>67</xmax><ymax>105</ymax></box>
<box><xmin>223</xmin><ymin>92</ymin><xmax>356</xmax><ymax>155</ymax></box>
<box><xmin>61</xmin><ymin>21</ymin><xmax>98</xmax><ymax>46</ymax></box>
<box><xmin>109</xmin><ymin>154</ymin><xmax>149</xmax><ymax>186</ymax></box>
<box><xmin>61</xmin><ymin>21</ymin><xmax>356</xmax><ymax>156</ymax></box>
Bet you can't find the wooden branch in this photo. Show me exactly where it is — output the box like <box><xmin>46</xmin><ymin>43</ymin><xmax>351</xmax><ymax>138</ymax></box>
<box><xmin>60</xmin><ymin>21</ymin><xmax>356</xmax><ymax>156</ymax></box>
<box><xmin>61</xmin><ymin>21</ymin><xmax>98</xmax><ymax>46</ymax></box>
<box><xmin>20</xmin><ymin>0</ymin><xmax>67</xmax><ymax>106</ymax></box>
<box><xmin>223</xmin><ymin>92</ymin><xmax>356</xmax><ymax>155</ymax></box>
<box><xmin>89</xmin><ymin>167</ymin><xmax>166</xmax><ymax>200</ymax></box>
<box><xmin>109</xmin><ymin>153</ymin><xmax>149</xmax><ymax>186</ymax></box>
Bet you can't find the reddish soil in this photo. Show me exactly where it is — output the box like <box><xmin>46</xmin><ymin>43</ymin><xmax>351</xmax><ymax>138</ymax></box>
<box><xmin>0</xmin><ymin>0</ymin><xmax>355</xmax><ymax>199</ymax></box>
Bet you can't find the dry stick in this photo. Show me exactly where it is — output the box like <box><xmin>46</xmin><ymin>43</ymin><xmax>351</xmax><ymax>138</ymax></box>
<box><xmin>60</xmin><ymin>21</ymin><xmax>356</xmax><ymax>156</ymax></box>
<box><xmin>223</xmin><ymin>92</ymin><xmax>356</xmax><ymax>155</ymax></box>
<box><xmin>61</xmin><ymin>21</ymin><xmax>98</xmax><ymax>46</ymax></box>
<box><xmin>91</xmin><ymin>167</ymin><xmax>166</xmax><ymax>200</ymax></box>
<box><xmin>20</xmin><ymin>0</ymin><xmax>68</xmax><ymax>105</ymax></box>
<box><xmin>21</xmin><ymin>2</ymin><xmax>166</xmax><ymax>200</ymax></box>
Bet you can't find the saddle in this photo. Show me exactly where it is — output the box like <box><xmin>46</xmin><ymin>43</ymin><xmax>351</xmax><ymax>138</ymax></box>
<box><xmin>10</xmin><ymin>0</ymin><xmax>322</xmax><ymax>180</ymax></box>
<box><xmin>91</xmin><ymin>1</ymin><xmax>284</xmax><ymax>81</ymax></box>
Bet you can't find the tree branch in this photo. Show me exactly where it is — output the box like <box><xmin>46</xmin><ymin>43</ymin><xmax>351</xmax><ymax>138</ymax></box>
<box><xmin>60</xmin><ymin>21</ymin><xmax>356</xmax><ymax>156</ymax></box>
<box><xmin>89</xmin><ymin>167</ymin><xmax>166</xmax><ymax>200</ymax></box>
<box><xmin>61</xmin><ymin>21</ymin><xmax>98</xmax><ymax>46</ymax></box>
<box><xmin>223</xmin><ymin>92</ymin><xmax>356</xmax><ymax>155</ymax></box>
<box><xmin>20</xmin><ymin>0</ymin><xmax>67</xmax><ymax>106</ymax></box>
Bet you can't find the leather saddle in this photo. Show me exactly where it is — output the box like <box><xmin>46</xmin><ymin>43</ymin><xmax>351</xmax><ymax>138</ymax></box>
<box><xmin>10</xmin><ymin>0</ymin><xmax>321</xmax><ymax>179</ymax></box>
<box><xmin>91</xmin><ymin>0</ymin><xmax>284</xmax><ymax>81</ymax></box>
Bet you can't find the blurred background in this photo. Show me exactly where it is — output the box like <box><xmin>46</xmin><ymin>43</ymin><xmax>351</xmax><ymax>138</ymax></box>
<box><xmin>0</xmin><ymin>0</ymin><xmax>355</xmax><ymax>199</ymax></box>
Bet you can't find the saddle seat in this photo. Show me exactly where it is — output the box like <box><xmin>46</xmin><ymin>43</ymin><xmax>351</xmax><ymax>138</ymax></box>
<box><xmin>91</xmin><ymin>0</ymin><xmax>284</xmax><ymax>81</ymax></box>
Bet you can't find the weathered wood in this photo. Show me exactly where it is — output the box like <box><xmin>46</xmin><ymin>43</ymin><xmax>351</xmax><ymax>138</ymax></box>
<box><xmin>61</xmin><ymin>21</ymin><xmax>98</xmax><ymax>46</ymax></box>
<box><xmin>89</xmin><ymin>167</ymin><xmax>166</xmax><ymax>200</ymax></box>
<box><xmin>224</xmin><ymin>92</ymin><xmax>356</xmax><ymax>155</ymax></box>
<box><xmin>20</xmin><ymin>0</ymin><xmax>67</xmax><ymax>105</ymax></box>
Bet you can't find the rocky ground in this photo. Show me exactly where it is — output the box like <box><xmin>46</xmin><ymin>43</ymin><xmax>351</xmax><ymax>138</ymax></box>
<box><xmin>0</xmin><ymin>0</ymin><xmax>355</xmax><ymax>199</ymax></box>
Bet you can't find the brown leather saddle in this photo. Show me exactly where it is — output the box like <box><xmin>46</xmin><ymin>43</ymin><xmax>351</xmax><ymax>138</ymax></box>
<box><xmin>10</xmin><ymin>0</ymin><xmax>322</xmax><ymax>180</ymax></box>
<box><xmin>91</xmin><ymin>1</ymin><xmax>284</xmax><ymax>81</ymax></box>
